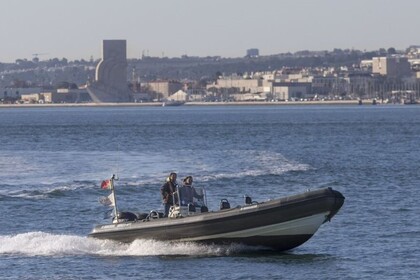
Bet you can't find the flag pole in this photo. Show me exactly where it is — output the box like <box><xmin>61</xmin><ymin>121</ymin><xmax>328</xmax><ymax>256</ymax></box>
<box><xmin>111</xmin><ymin>174</ymin><xmax>119</xmax><ymax>223</ymax></box>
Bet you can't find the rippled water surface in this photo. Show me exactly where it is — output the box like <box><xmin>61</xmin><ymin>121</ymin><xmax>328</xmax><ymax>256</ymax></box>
<box><xmin>1</xmin><ymin>105</ymin><xmax>419</xmax><ymax>279</ymax></box>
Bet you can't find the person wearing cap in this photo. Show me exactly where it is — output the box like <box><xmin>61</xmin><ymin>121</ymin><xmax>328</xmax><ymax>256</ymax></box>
<box><xmin>160</xmin><ymin>172</ymin><xmax>178</xmax><ymax>217</ymax></box>
<box><xmin>179</xmin><ymin>176</ymin><xmax>203</xmax><ymax>206</ymax></box>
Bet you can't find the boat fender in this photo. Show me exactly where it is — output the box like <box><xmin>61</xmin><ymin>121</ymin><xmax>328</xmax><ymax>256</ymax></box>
<box><xmin>220</xmin><ymin>199</ymin><xmax>230</xmax><ymax>210</ymax></box>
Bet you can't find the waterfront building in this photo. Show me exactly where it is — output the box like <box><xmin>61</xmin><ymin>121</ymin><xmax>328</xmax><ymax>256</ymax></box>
<box><xmin>20</xmin><ymin>93</ymin><xmax>42</xmax><ymax>103</ymax></box>
<box><xmin>48</xmin><ymin>88</ymin><xmax>90</xmax><ymax>103</ymax></box>
<box><xmin>142</xmin><ymin>80</ymin><xmax>183</xmax><ymax>100</ymax></box>
<box><xmin>272</xmin><ymin>82</ymin><xmax>312</xmax><ymax>101</ymax></box>
<box><xmin>19</xmin><ymin>89</ymin><xmax>90</xmax><ymax>104</ymax></box>
<box><xmin>1</xmin><ymin>87</ymin><xmax>42</xmax><ymax>99</ymax></box>
<box><xmin>360</xmin><ymin>60</ymin><xmax>373</xmax><ymax>71</ymax></box>
<box><xmin>311</xmin><ymin>76</ymin><xmax>337</xmax><ymax>96</ymax></box>
<box><xmin>372</xmin><ymin>56</ymin><xmax>411</xmax><ymax>78</ymax></box>
<box><xmin>207</xmin><ymin>77</ymin><xmax>264</xmax><ymax>94</ymax></box>
<box><xmin>345</xmin><ymin>73</ymin><xmax>375</xmax><ymax>99</ymax></box>
<box><xmin>407</xmin><ymin>45</ymin><xmax>420</xmax><ymax>58</ymax></box>
<box><xmin>413</xmin><ymin>64</ymin><xmax>420</xmax><ymax>79</ymax></box>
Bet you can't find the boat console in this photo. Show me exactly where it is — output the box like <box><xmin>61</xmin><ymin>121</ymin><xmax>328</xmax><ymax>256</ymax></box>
<box><xmin>168</xmin><ymin>187</ymin><xmax>208</xmax><ymax>218</ymax></box>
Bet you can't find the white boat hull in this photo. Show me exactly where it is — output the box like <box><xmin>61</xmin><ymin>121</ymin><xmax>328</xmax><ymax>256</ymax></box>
<box><xmin>181</xmin><ymin>212</ymin><xmax>329</xmax><ymax>242</ymax></box>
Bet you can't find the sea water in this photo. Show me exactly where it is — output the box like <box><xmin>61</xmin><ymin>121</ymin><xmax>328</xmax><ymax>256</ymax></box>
<box><xmin>0</xmin><ymin>105</ymin><xmax>419</xmax><ymax>279</ymax></box>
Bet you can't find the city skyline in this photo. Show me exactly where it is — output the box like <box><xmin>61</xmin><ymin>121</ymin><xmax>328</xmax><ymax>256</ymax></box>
<box><xmin>0</xmin><ymin>0</ymin><xmax>419</xmax><ymax>63</ymax></box>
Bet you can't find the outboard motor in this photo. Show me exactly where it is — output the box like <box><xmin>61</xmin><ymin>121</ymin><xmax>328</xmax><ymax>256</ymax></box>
<box><xmin>220</xmin><ymin>199</ymin><xmax>230</xmax><ymax>210</ymax></box>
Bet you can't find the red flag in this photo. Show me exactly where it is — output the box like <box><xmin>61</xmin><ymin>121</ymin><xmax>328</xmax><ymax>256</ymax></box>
<box><xmin>101</xmin><ymin>179</ymin><xmax>111</xmax><ymax>190</ymax></box>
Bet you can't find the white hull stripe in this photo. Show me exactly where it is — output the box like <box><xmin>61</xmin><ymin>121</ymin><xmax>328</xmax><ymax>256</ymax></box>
<box><xmin>180</xmin><ymin>212</ymin><xmax>330</xmax><ymax>242</ymax></box>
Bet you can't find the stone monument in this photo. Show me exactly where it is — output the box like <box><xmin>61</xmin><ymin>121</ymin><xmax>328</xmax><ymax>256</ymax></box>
<box><xmin>87</xmin><ymin>40</ymin><xmax>132</xmax><ymax>102</ymax></box>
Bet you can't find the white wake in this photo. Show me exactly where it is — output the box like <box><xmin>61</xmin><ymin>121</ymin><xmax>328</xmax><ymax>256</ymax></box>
<box><xmin>0</xmin><ymin>232</ymin><xmax>251</xmax><ymax>257</ymax></box>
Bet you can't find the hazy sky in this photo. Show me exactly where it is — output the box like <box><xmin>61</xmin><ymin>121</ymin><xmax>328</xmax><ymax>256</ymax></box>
<box><xmin>0</xmin><ymin>0</ymin><xmax>418</xmax><ymax>62</ymax></box>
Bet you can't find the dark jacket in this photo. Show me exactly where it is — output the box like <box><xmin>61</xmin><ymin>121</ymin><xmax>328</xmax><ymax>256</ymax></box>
<box><xmin>161</xmin><ymin>181</ymin><xmax>177</xmax><ymax>205</ymax></box>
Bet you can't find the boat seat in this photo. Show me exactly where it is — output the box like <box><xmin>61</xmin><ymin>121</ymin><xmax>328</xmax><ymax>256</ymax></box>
<box><xmin>220</xmin><ymin>199</ymin><xmax>230</xmax><ymax>210</ymax></box>
<box><xmin>136</xmin><ymin>212</ymin><xmax>148</xmax><ymax>220</ymax></box>
<box><xmin>188</xmin><ymin>204</ymin><xmax>196</xmax><ymax>212</ymax></box>
<box><xmin>117</xmin><ymin>211</ymin><xmax>137</xmax><ymax>221</ymax></box>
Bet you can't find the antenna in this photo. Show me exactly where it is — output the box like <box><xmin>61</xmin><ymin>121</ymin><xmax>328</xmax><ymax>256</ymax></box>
<box><xmin>32</xmin><ymin>53</ymin><xmax>49</xmax><ymax>62</ymax></box>
<box><xmin>32</xmin><ymin>53</ymin><xmax>49</xmax><ymax>58</ymax></box>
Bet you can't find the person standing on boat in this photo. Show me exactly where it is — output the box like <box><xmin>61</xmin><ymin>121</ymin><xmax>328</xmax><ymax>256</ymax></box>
<box><xmin>179</xmin><ymin>176</ymin><xmax>203</xmax><ymax>206</ymax></box>
<box><xmin>161</xmin><ymin>172</ymin><xmax>178</xmax><ymax>217</ymax></box>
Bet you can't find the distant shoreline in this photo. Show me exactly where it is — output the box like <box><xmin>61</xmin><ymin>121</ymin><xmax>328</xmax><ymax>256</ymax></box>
<box><xmin>0</xmin><ymin>100</ymin><xmax>416</xmax><ymax>108</ymax></box>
